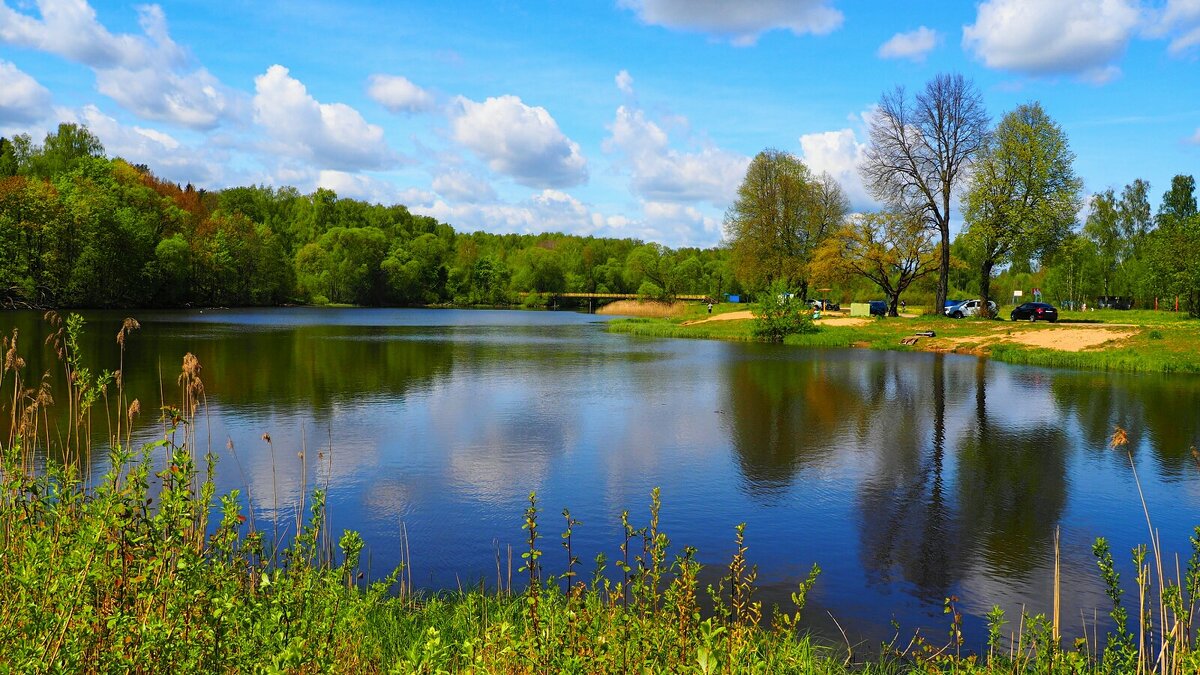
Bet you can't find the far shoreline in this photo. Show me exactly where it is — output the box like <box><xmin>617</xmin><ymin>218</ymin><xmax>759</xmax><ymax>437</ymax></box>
<box><xmin>606</xmin><ymin>303</ymin><xmax>1200</xmax><ymax>376</ymax></box>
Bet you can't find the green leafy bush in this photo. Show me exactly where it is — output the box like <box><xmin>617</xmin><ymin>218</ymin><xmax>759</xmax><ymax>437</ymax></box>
<box><xmin>751</xmin><ymin>280</ymin><xmax>817</xmax><ymax>342</ymax></box>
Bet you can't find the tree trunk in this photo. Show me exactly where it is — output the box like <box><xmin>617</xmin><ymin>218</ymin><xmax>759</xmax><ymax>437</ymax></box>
<box><xmin>979</xmin><ymin>258</ymin><xmax>994</xmax><ymax>318</ymax></box>
<box><xmin>798</xmin><ymin>280</ymin><xmax>809</xmax><ymax>305</ymax></box>
<box><xmin>936</xmin><ymin>229</ymin><xmax>950</xmax><ymax>315</ymax></box>
<box><xmin>888</xmin><ymin>293</ymin><xmax>899</xmax><ymax>317</ymax></box>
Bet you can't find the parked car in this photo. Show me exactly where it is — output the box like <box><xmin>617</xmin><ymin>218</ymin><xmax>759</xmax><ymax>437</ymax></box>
<box><xmin>945</xmin><ymin>299</ymin><xmax>997</xmax><ymax>318</ymax></box>
<box><xmin>944</xmin><ymin>299</ymin><xmax>966</xmax><ymax>309</ymax></box>
<box><xmin>808</xmin><ymin>299</ymin><xmax>840</xmax><ymax>311</ymax></box>
<box><xmin>1010</xmin><ymin>302</ymin><xmax>1059</xmax><ymax>322</ymax></box>
<box><xmin>868</xmin><ymin>300</ymin><xmax>888</xmax><ymax>316</ymax></box>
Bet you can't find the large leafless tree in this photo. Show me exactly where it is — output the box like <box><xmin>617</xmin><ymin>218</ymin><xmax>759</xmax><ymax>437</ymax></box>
<box><xmin>860</xmin><ymin>73</ymin><xmax>989</xmax><ymax>312</ymax></box>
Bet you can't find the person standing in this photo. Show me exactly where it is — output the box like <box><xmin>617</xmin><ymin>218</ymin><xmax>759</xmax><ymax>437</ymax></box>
<box><xmin>707</xmin><ymin>302</ymin><xmax>713</xmax><ymax>314</ymax></box>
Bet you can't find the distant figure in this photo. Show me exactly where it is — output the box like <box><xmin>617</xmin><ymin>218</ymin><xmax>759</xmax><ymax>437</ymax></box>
<box><xmin>900</xmin><ymin>300</ymin><xmax>906</xmax><ymax>313</ymax></box>
<box><xmin>1082</xmin><ymin>302</ymin><xmax>1087</xmax><ymax>312</ymax></box>
<box><xmin>707</xmin><ymin>302</ymin><xmax>713</xmax><ymax>314</ymax></box>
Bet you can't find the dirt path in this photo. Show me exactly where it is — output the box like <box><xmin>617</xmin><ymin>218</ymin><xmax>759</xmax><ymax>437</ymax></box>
<box><xmin>682</xmin><ymin>311</ymin><xmax>870</xmax><ymax>328</ymax></box>
<box><xmin>681</xmin><ymin>310</ymin><xmax>753</xmax><ymax>325</ymax></box>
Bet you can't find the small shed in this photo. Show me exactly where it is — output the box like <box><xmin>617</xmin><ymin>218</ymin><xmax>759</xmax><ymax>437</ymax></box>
<box><xmin>849</xmin><ymin>303</ymin><xmax>871</xmax><ymax>317</ymax></box>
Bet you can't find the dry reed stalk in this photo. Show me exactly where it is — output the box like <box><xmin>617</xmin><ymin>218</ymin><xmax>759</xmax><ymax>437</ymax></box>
<box><xmin>595</xmin><ymin>300</ymin><xmax>688</xmax><ymax>318</ymax></box>
<box><xmin>263</xmin><ymin>432</ymin><xmax>279</xmax><ymax>562</ymax></box>
<box><xmin>1054</xmin><ymin>526</ymin><xmax>1061</xmax><ymax>647</ymax></box>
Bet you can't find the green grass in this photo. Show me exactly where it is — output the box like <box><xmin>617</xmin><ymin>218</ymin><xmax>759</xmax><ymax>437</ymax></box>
<box><xmin>609</xmin><ymin>305</ymin><xmax>1200</xmax><ymax>375</ymax></box>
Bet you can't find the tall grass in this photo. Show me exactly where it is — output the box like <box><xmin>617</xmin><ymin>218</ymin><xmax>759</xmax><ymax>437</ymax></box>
<box><xmin>2</xmin><ymin>313</ymin><xmax>1200</xmax><ymax>672</ymax></box>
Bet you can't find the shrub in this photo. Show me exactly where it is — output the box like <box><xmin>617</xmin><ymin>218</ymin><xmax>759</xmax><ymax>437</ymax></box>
<box><xmin>751</xmin><ymin>280</ymin><xmax>817</xmax><ymax>342</ymax></box>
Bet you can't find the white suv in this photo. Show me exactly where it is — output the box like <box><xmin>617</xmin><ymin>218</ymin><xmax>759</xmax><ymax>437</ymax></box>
<box><xmin>945</xmin><ymin>299</ymin><xmax>997</xmax><ymax>318</ymax></box>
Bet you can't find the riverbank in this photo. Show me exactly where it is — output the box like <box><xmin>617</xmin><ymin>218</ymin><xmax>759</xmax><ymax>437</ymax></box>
<box><xmin>608</xmin><ymin>304</ymin><xmax>1200</xmax><ymax>374</ymax></box>
<box><xmin>6</xmin><ymin>443</ymin><xmax>1197</xmax><ymax>673</ymax></box>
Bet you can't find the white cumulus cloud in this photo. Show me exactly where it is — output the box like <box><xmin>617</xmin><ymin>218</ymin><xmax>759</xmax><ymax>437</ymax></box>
<box><xmin>95</xmin><ymin>65</ymin><xmax>238</xmax><ymax>130</ymax></box>
<box><xmin>414</xmin><ymin>189</ymin><xmax>594</xmax><ymax>236</ymax></box>
<box><xmin>0</xmin><ymin>0</ymin><xmax>147</xmax><ymax>68</ymax></box>
<box><xmin>0</xmin><ymin>60</ymin><xmax>52</xmax><ymax>124</ymax></box>
<box><xmin>798</xmin><ymin>127</ymin><xmax>876</xmax><ymax>212</ymax></box>
<box><xmin>367</xmin><ymin>74</ymin><xmax>435</xmax><ymax>114</ymax></box>
<box><xmin>642</xmin><ymin>201</ymin><xmax>722</xmax><ymax>242</ymax></box>
<box><xmin>450</xmin><ymin>94</ymin><xmax>588</xmax><ymax>189</ymax></box>
<box><xmin>77</xmin><ymin>104</ymin><xmax>223</xmax><ymax>184</ymax></box>
<box><xmin>618</xmin><ymin>0</ymin><xmax>843</xmax><ymax>45</ymax></box>
<box><xmin>431</xmin><ymin>169</ymin><xmax>496</xmax><ymax>203</ymax></box>
<box><xmin>0</xmin><ymin>2</ymin><xmax>239</xmax><ymax>129</ymax></box>
<box><xmin>253</xmin><ymin>64</ymin><xmax>394</xmax><ymax>172</ymax></box>
<box><xmin>878</xmin><ymin>26</ymin><xmax>938</xmax><ymax>62</ymax></box>
<box><xmin>315</xmin><ymin>170</ymin><xmax>408</xmax><ymax>204</ymax></box>
<box><xmin>962</xmin><ymin>0</ymin><xmax>1141</xmax><ymax>81</ymax></box>
<box><xmin>605</xmin><ymin>105</ymin><xmax>749</xmax><ymax>205</ymax></box>
<box><xmin>615</xmin><ymin>69</ymin><xmax>634</xmax><ymax>95</ymax></box>
<box><xmin>1154</xmin><ymin>0</ymin><xmax>1200</xmax><ymax>54</ymax></box>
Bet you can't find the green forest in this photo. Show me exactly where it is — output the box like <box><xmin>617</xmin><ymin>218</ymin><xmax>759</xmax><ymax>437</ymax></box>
<box><xmin>0</xmin><ymin>124</ymin><xmax>739</xmax><ymax>309</ymax></box>
<box><xmin>1</xmin><ymin>121</ymin><xmax>1198</xmax><ymax>313</ymax></box>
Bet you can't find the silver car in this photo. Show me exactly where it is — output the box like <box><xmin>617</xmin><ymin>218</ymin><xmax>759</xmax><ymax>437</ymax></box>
<box><xmin>945</xmin><ymin>299</ymin><xmax>998</xmax><ymax>318</ymax></box>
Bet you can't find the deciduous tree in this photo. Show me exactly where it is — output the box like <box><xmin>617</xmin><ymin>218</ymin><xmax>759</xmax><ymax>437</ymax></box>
<box><xmin>861</xmin><ymin>73</ymin><xmax>989</xmax><ymax>313</ymax></box>
<box><xmin>1084</xmin><ymin>189</ymin><xmax>1120</xmax><ymax>298</ymax></box>
<box><xmin>961</xmin><ymin>102</ymin><xmax>1082</xmax><ymax>316</ymax></box>
<box><xmin>724</xmin><ymin>149</ymin><xmax>846</xmax><ymax>301</ymax></box>
<box><xmin>811</xmin><ymin>210</ymin><xmax>939</xmax><ymax>316</ymax></box>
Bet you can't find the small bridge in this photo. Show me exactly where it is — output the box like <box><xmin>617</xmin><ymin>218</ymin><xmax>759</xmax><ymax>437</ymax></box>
<box><xmin>555</xmin><ymin>293</ymin><xmax>715</xmax><ymax>302</ymax></box>
<box><xmin>522</xmin><ymin>292</ymin><xmax>719</xmax><ymax>311</ymax></box>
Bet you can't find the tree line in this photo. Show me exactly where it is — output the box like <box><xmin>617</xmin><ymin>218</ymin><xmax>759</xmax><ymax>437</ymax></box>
<box><xmin>0</xmin><ymin>125</ymin><xmax>741</xmax><ymax>309</ymax></box>
<box><xmin>2</xmin><ymin>106</ymin><xmax>1197</xmax><ymax>315</ymax></box>
<box><xmin>722</xmin><ymin>74</ymin><xmax>1200</xmax><ymax>317</ymax></box>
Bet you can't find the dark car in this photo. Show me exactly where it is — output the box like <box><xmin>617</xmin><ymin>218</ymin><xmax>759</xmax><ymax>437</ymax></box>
<box><xmin>868</xmin><ymin>300</ymin><xmax>888</xmax><ymax>316</ymax></box>
<box><xmin>1010</xmin><ymin>302</ymin><xmax>1059</xmax><ymax>322</ymax></box>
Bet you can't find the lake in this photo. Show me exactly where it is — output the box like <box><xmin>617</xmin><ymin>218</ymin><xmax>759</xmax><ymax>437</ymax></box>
<box><xmin>3</xmin><ymin>307</ymin><xmax>1198</xmax><ymax>647</ymax></box>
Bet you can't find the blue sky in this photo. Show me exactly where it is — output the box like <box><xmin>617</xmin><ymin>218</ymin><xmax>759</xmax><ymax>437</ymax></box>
<box><xmin>1</xmin><ymin>0</ymin><xmax>1197</xmax><ymax>247</ymax></box>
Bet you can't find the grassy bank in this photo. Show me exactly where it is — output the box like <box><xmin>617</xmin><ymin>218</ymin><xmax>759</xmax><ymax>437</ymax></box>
<box><xmin>608</xmin><ymin>303</ymin><xmax>1200</xmax><ymax>375</ymax></box>
<box><xmin>4</xmin><ymin>314</ymin><xmax>1200</xmax><ymax>673</ymax></box>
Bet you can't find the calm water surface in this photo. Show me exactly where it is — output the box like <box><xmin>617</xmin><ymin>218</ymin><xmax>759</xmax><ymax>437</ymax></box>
<box><xmin>4</xmin><ymin>307</ymin><xmax>1199</xmax><ymax>646</ymax></box>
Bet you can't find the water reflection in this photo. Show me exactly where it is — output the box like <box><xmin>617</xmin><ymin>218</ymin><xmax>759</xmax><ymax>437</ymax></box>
<box><xmin>1</xmin><ymin>308</ymin><xmax>1198</xmax><ymax>648</ymax></box>
<box><xmin>857</xmin><ymin>354</ymin><xmax>963</xmax><ymax>599</ymax></box>
<box><xmin>723</xmin><ymin>347</ymin><xmax>850</xmax><ymax>493</ymax></box>
<box><xmin>1051</xmin><ymin>371</ymin><xmax>1200</xmax><ymax>478</ymax></box>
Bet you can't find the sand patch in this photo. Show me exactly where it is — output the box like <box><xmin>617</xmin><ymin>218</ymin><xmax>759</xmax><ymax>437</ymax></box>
<box><xmin>682</xmin><ymin>310</ymin><xmax>753</xmax><ymax>325</ymax></box>
<box><xmin>934</xmin><ymin>325</ymin><xmax>1137</xmax><ymax>353</ymax></box>
<box><xmin>597</xmin><ymin>300</ymin><xmax>688</xmax><ymax>318</ymax></box>
<box><xmin>1006</xmin><ymin>327</ymin><xmax>1136</xmax><ymax>351</ymax></box>
<box><xmin>818</xmin><ymin>316</ymin><xmax>870</xmax><ymax>327</ymax></box>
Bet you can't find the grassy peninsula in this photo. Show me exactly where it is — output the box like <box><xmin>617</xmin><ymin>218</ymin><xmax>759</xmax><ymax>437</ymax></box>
<box><xmin>607</xmin><ymin>303</ymin><xmax>1200</xmax><ymax>375</ymax></box>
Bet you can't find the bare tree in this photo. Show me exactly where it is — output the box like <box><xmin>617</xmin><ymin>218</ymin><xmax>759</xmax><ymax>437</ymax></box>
<box><xmin>861</xmin><ymin>73</ymin><xmax>989</xmax><ymax>313</ymax></box>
